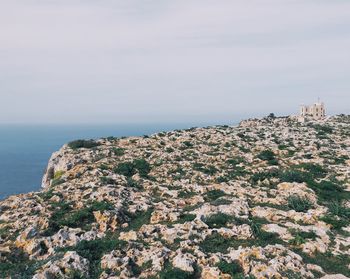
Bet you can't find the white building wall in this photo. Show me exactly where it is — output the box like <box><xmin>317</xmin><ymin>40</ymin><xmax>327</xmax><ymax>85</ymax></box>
<box><xmin>299</xmin><ymin>102</ymin><xmax>325</xmax><ymax>120</ymax></box>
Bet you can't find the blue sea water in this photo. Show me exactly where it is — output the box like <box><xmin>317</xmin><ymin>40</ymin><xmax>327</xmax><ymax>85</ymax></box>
<box><xmin>0</xmin><ymin>122</ymin><xmax>227</xmax><ymax>200</ymax></box>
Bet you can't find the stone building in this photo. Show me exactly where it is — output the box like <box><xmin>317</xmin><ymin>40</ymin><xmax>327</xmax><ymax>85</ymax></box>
<box><xmin>300</xmin><ymin>101</ymin><xmax>326</xmax><ymax>120</ymax></box>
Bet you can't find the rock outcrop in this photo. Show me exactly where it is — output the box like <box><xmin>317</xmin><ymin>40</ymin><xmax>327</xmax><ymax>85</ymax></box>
<box><xmin>1</xmin><ymin>115</ymin><xmax>350</xmax><ymax>278</ymax></box>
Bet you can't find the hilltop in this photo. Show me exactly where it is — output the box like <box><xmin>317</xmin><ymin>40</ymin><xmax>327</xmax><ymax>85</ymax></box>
<box><xmin>0</xmin><ymin>115</ymin><xmax>350</xmax><ymax>279</ymax></box>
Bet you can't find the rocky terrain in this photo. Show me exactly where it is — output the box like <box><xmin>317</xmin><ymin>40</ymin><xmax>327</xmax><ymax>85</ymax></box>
<box><xmin>0</xmin><ymin>115</ymin><xmax>350</xmax><ymax>279</ymax></box>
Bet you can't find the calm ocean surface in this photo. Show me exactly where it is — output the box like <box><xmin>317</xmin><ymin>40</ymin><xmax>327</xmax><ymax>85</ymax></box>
<box><xmin>0</xmin><ymin>122</ymin><xmax>230</xmax><ymax>200</ymax></box>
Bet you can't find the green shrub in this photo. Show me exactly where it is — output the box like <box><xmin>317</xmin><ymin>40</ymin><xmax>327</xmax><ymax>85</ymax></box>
<box><xmin>0</xmin><ymin>248</ymin><xmax>38</xmax><ymax>278</ymax></box>
<box><xmin>289</xmin><ymin>229</ymin><xmax>317</xmax><ymax>246</ymax></box>
<box><xmin>126</xmin><ymin>178</ymin><xmax>142</xmax><ymax>189</ymax></box>
<box><xmin>43</xmin><ymin>201</ymin><xmax>72</xmax><ymax>236</ymax></box>
<box><xmin>178</xmin><ymin>190</ymin><xmax>196</xmax><ymax>199</ymax></box>
<box><xmin>253</xmin><ymin>229</ymin><xmax>281</xmax><ymax>246</ymax></box>
<box><xmin>112</xmin><ymin>147</ymin><xmax>125</xmax><ymax>156</ymax></box>
<box><xmin>310</xmin><ymin>180</ymin><xmax>346</xmax><ymax>202</ymax></box>
<box><xmin>328</xmin><ymin>202</ymin><xmax>350</xmax><ymax>218</ymax></box>
<box><xmin>278</xmin><ymin>144</ymin><xmax>289</xmax><ymax>150</ymax></box>
<box><xmin>51</xmin><ymin>178</ymin><xmax>65</xmax><ymax>187</ymax></box>
<box><xmin>193</xmin><ymin>163</ymin><xmax>218</xmax><ymax>175</ymax></box>
<box><xmin>279</xmin><ymin>170</ymin><xmax>311</xmax><ymax>183</ymax></box>
<box><xmin>69</xmin><ymin>236</ymin><xmax>127</xmax><ymax>278</ymax></box>
<box><xmin>226</xmin><ymin>166</ymin><xmax>249</xmax><ymax>179</ymax></box>
<box><xmin>165</xmin><ymin>147</ymin><xmax>174</xmax><ymax>153</ymax></box>
<box><xmin>43</xmin><ymin>201</ymin><xmax>114</xmax><ymax>236</ymax></box>
<box><xmin>289</xmin><ymin>234</ymin><xmax>306</xmax><ymax>246</ymax></box>
<box><xmin>62</xmin><ymin>201</ymin><xmax>114</xmax><ymax>229</ymax></box>
<box><xmin>100</xmin><ymin>176</ymin><xmax>115</xmax><ymax>185</ymax></box>
<box><xmin>287</xmin><ymin>195</ymin><xmax>313</xmax><ymax>212</ymax></box>
<box><xmin>226</xmin><ymin>157</ymin><xmax>245</xmax><ymax>166</ymax></box>
<box><xmin>312</xmin><ymin>124</ymin><xmax>334</xmax><ymax>134</ymax></box>
<box><xmin>114</xmin><ymin>161</ymin><xmax>136</xmax><ymax>177</ymax></box>
<box><xmin>210</xmin><ymin>199</ymin><xmax>232</xmax><ymax>206</ymax></box>
<box><xmin>205</xmin><ymin>190</ymin><xmax>226</xmax><ymax>201</ymax></box>
<box><xmin>0</xmin><ymin>226</ymin><xmax>12</xmax><ymax>240</ymax></box>
<box><xmin>319</xmin><ymin>215</ymin><xmax>348</xmax><ymax>230</ymax></box>
<box><xmin>128</xmin><ymin>259</ymin><xmax>142</xmax><ymax>277</ymax></box>
<box><xmin>38</xmin><ymin>189</ymin><xmax>57</xmax><ymax>201</ymax></box>
<box><xmin>295</xmin><ymin>163</ymin><xmax>327</xmax><ymax>178</ymax></box>
<box><xmin>125</xmin><ymin>209</ymin><xmax>153</xmax><ymax>231</ymax></box>
<box><xmin>66</xmin><ymin>270</ymin><xmax>85</xmax><ymax>279</ymax></box>
<box><xmin>203</xmin><ymin>213</ymin><xmax>234</xmax><ymax>229</ymax></box>
<box><xmin>297</xmin><ymin>250</ymin><xmax>350</xmax><ymax>277</ymax></box>
<box><xmin>133</xmin><ymin>159</ymin><xmax>151</xmax><ymax>177</ymax></box>
<box><xmin>200</xmin><ymin>215</ymin><xmax>279</xmax><ymax>253</ymax></box>
<box><xmin>257</xmin><ymin>150</ymin><xmax>278</xmax><ymax>165</ymax></box>
<box><xmin>182</xmin><ymin>141</ymin><xmax>193</xmax><ymax>148</ymax></box>
<box><xmin>250</xmin><ymin>218</ymin><xmax>282</xmax><ymax>246</ymax></box>
<box><xmin>217</xmin><ymin>260</ymin><xmax>243</xmax><ymax>277</ymax></box>
<box><xmin>159</xmin><ymin>262</ymin><xmax>196</xmax><ymax>279</ymax></box>
<box><xmin>177</xmin><ymin>213</ymin><xmax>196</xmax><ymax>224</ymax></box>
<box><xmin>199</xmin><ymin>230</ymin><xmax>281</xmax><ymax>254</ymax></box>
<box><xmin>251</xmin><ymin>169</ymin><xmax>279</xmax><ymax>183</ymax></box>
<box><xmin>68</xmin><ymin>139</ymin><xmax>100</xmax><ymax>149</ymax></box>
<box><xmin>53</xmin><ymin>170</ymin><xmax>65</xmax><ymax>180</ymax></box>
<box><xmin>199</xmin><ymin>232</ymin><xmax>230</xmax><ymax>253</ymax></box>
<box><xmin>99</xmin><ymin>164</ymin><xmax>109</xmax><ymax>171</ymax></box>
<box><xmin>114</xmin><ymin>159</ymin><xmax>151</xmax><ymax>178</ymax></box>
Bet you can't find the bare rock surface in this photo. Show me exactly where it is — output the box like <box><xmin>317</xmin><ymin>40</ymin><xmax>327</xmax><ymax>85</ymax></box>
<box><xmin>1</xmin><ymin>115</ymin><xmax>350</xmax><ymax>278</ymax></box>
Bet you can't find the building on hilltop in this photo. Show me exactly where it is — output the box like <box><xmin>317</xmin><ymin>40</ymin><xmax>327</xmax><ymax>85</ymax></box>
<box><xmin>300</xmin><ymin>100</ymin><xmax>326</xmax><ymax>120</ymax></box>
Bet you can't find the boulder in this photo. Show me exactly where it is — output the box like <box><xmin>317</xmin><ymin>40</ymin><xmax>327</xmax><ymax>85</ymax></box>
<box><xmin>172</xmin><ymin>253</ymin><xmax>195</xmax><ymax>273</ymax></box>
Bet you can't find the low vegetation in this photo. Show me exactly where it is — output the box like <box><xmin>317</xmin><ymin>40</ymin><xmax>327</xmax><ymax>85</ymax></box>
<box><xmin>114</xmin><ymin>159</ymin><xmax>151</xmax><ymax>178</ymax></box>
<box><xmin>68</xmin><ymin>139</ymin><xmax>100</xmax><ymax>149</ymax></box>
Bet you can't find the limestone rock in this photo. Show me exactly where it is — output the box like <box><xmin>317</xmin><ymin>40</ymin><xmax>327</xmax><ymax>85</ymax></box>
<box><xmin>172</xmin><ymin>252</ymin><xmax>195</xmax><ymax>273</ymax></box>
<box><xmin>119</xmin><ymin>230</ymin><xmax>138</xmax><ymax>241</ymax></box>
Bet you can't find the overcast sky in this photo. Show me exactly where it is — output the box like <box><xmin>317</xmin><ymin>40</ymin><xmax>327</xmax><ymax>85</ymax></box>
<box><xmin>0</xmin><ymin>0</ymin><xmax>349</xmax><ymax>124</ymax></box>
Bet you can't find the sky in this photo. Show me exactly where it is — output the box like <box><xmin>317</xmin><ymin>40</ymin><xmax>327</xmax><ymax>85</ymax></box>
<box><xmin>0</xmin><ymin>0</ymin><xmax>349</xmax><ymax>124</ymax></box>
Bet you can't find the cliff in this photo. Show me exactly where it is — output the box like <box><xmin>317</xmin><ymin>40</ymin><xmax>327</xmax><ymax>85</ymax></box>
<box><xmin>0</xmin><ymin>115</ymin><xmax>350</xmax><ymax>279</ymax></box>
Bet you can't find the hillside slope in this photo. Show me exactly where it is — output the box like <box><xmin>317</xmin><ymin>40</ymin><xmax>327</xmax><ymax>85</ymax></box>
<box><xmin>1</xmin><ymin>115</ymin><xmax>350</xmax><ymax>279</ymax></box>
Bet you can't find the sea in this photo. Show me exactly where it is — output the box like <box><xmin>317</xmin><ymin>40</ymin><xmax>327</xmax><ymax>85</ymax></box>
<box><xmin>0</xmin><ymin>122</ymin><xmax>233</xmax><ymax>200</ymax></box>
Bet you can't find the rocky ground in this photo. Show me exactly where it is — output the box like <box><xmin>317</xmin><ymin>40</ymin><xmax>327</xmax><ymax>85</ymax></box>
<box><xmin>0</xmin><ymin>115</ymin><xmax>350</xmax><ymax>279</ymax></box>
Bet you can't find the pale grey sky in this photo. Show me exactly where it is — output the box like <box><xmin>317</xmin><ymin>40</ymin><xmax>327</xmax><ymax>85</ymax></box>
<box><xmin>0</xmin><ymin>0</ymin><xmax>349</xmax><ymax>124</ymax></box>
